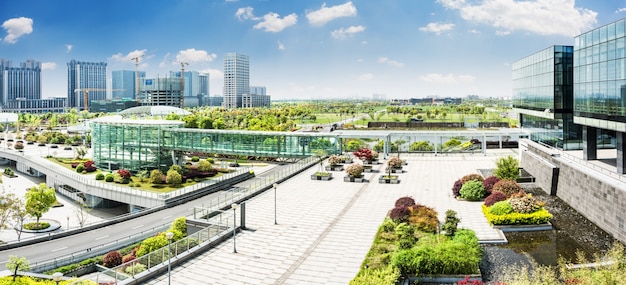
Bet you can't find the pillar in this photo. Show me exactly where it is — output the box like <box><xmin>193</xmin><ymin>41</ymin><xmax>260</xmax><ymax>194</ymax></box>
<box><xmin>582</xmin><ymin>126</ymin><xmax>597</xmax><ymax>160</ymax></box>
<box><xmin>617</xmin><ymin>132</ymin><xmax>626</xmax><ymax>174</ymax></box>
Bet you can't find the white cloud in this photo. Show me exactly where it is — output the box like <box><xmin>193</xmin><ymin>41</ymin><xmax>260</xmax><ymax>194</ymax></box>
<box><xmin>496</xmin><ymin>30</ymin><xmax>511</xmax><ymax>36</ymax></box>
<box><xmin>469</xmin><ymin>29</ymin><xmax>480</xmax><ymax>34</ymax></box>
<box><xmin>278</xmin><ymin>41</ymin><xmax>285</xmax><ymax>50</ymax></box>
<box><xmin>41</xmin><ymin>62</ymin><xmax>56</xmax><ymax>70</ymax></box>
<box><xmin>378</xmin><ymin>57</ymin><xmax>404</xmax><ymax>68</ymax></box>
<box><xmin>357</xmin><ymin>58</ymin><xmax>364</xmax><ymax>63</ymax></box>
<box><xmin>109</xmin><ymin>49</ymin><xmax>147</xmax><ymax>62</ymax></box>
<box><xmin>420</xmin><ymin>73</ymin><xmax>475</xmax><ymax>84</ymax></box>
<box><xmin>437</xmin><ymin>0</ymin><xmax>597</xmax><ymax>37</ymax></box>
<box><xmin>236</xmin><ymin>7</ymin><xmax>258</xmax><ymax>21</ymax></box>
<box><xmin>200</xmin><ymin>68</ymin><xmax>224</xmax><ymax>80</ymax></box>
<box><xmin>617</xmin><ymin>8</ymin><xmax>626</xmax><ymax>13</ymax></box>
<box><xmin>175</xmin><ymin>48</ymin><xmax>217</xmax><ymax>63</ymax></box>
<box><xmin>1</xmin><ymin>17</ymin><xmax>33</xmax><ymax>43</ymax></box>
<box><xmin>253</xmin><ymin>12</ymin><xmax>297</xmax><ymax>33</ymax></box>
<box><xmin>65</xmin><ymin>44</ymin><xmax>73</xmax><ymax>53</ymax></box>
<box><xmin>358</xmin><ymin>73</ymin><xmax>374</xmax><ymax>81</ymax></box>
<box><xmin>331</xmin><ymin>25</ymin><xmax>365</xmax><ymax>39</ymax></box>
<box><xmin>419</xmin><ymin>22</ymin><xmax>454</xmax><ymax>35</ymax></box>
<box><xmin>306</xmin><ymin>2</ymin><xmax>357</xmax><ymax>26</ymax></box>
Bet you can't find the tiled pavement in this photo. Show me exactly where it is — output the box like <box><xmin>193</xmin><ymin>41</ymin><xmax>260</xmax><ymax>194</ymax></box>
<box><xmin>146</xmin><ymin>149</ymin><xmax>517</xmax><ymax>285</ymax></box>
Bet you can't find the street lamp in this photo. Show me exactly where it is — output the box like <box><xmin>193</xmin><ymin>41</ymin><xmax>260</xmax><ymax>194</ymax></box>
<box><xmin>66</xmin><ymin>216</ymin><xmax>69</xmax><ymax>230</ymax></box>
<box><xmin>273</xmin><ymin>183</ymin><xmax>278</xmax><ymax>225</ymax></box>
<box><xmin>52</xmin><ymin>272</ymin><xmax>63</xmax><ymax>285</ymax></box>
<box><xmin>231</xmin><ymin>203</ymin><xmax>238</xmax><ymax>253</ymax></box>
<box><xmin>165</xmin><ymin>231</ymin><xmax>174</xmax><ymax>285</ymax></box>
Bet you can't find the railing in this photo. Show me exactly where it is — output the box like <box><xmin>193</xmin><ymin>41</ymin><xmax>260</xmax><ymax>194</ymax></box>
<box><xmin>193</xmin><ymin>156</ymin><xmax>319</xmax><ymax>219</ymax></box>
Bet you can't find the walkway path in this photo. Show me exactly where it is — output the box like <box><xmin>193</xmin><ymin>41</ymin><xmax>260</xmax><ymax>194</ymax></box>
<box><xmin>146</xmin><ymin>149</ymin><xmax>516</xmax><ymax>285</ymax></box>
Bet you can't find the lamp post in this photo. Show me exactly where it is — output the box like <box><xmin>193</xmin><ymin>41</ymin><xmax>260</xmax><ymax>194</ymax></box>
<box><xmin>66</xmin><ymin>216</ymin><xmax>69</xmax><ymax>230</ymax></box>
<box><xmin>52</xmin><ymin>272</ymin><xmax>63</xmax><ymax>285</ymax></box>
<box><xmin>165</xmin><ymin>231</ymin><xmax>174</xmax><ymax>285</ymax></box>
<box><xmin>231</xmin><ymin>203</ymin><xmax>238</xmax><ymax>253</ymax></box>
<box><xmin>273</xmin><ymin>183</ymin><xmax>278</xmax><ymax>225</ymax></box>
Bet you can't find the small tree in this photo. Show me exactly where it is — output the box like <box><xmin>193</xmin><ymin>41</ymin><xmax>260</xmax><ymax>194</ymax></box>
<box><xmin>313</xmin><ymin>149</ymin><xmax>327</xmax><ymax>172</ymax></box>
<box><xmin>25</xmin><ymin>183</ymin><xmax>56</xmax><ymax>228</ymax></box>
<box><xmin>0</xmin><ymin>191</ymin><xmax>17</xmax><ymax>229</ymax></box>
<box><xmin>137</xmin><ymin>170</ymin><xmax>150</xmax><ymax>183</ymax></box>
<box><xmin>6</xmin><ymin>255</ymin><xmax>29</xmax><ymax>282</ymax></box>
<box><xmin>75</xmin><ymin>201</ymin><xmax>92</xmax><ymax>228</ymax></box>
<box><xmin>74</xmin><ymin>146</ymin><xmax>87</xmax><ymax>159</ymax></box>
<box><xmin>166</xmin><ymin>169</ymin><xmax>182</xmax><ymax>186</ymax></box>
<box><xmin>494</xmin><ymin>155</ymin><xmax>520</xmax><ymax>181</ymax></box>
<box><xmin>10</xmin><ymin>199</ymin><xmax>27</xmax><ymax>241</ymax></box>
<box><xmin>150</xmin><ymin>169</ymin><xmax>164</xmax><ymax>184</ymax></box>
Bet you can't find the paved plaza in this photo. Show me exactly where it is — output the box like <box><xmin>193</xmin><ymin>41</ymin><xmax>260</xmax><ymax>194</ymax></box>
<box><xmin>146</xmin><ymin>149</ymin><xmax>517</xmax><ymax>285</ymax></box>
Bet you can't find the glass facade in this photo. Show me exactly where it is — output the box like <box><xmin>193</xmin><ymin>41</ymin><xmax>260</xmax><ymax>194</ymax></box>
<box><xmin>574</xmin><ymin>19</ymin><xmax>626</xmax><ymax>123</ymax></box>
<box><xmin>67</xmin><ymin>60</ymin><xmax>107</xmax><ymax>110</ymax></box>
<box><xmin>223</xmin><ymin>53</ymin><xmax>249</xmax><ymax>108</ymax></box>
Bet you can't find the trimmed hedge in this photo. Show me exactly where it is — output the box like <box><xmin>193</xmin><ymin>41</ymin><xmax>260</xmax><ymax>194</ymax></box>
<box><xmin>482</xmin><ymin>205</ymin><xmax>553</xmax><ymax>225</ymax></box>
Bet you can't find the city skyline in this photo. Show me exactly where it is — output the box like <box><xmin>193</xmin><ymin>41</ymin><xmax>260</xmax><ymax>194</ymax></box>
<box><xmin>1</xmin><ymin>0</ymin><xmax>625</xmax><ymax>100</ymax></box>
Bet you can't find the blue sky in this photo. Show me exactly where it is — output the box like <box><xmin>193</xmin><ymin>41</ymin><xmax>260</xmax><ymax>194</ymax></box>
<box><xmin>1</xmin><ymin>0</ymin><xmax>625</xmax><ymax>100</ymax></box>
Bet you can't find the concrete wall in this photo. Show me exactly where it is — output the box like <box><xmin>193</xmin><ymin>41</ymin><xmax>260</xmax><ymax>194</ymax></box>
<box><xmin>520</xmin><ymin>139</ymin><xmax>626</xmax><ymax>244</ymax></box>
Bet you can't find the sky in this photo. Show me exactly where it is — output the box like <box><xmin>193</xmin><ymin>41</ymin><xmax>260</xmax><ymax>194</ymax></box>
<box><xmin>1</xmin><ymin>0</ymin><xmax>626</xmax><ymax>101</ymax></box>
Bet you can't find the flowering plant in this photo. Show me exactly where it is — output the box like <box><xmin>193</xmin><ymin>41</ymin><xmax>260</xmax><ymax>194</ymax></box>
<box><xmin>345</xmin><ymin>163</ymin><xmax>364</xmax><ymax>177</ymax></box>
<box><xmin>328</xmin><ymin>155</ymin><xmax>342</xmax><ymax>166</ymax></box>
<box><xmin>387</xmin><ymin>157</ymin><xmax>403</xmax><ymax>168</ymax></box>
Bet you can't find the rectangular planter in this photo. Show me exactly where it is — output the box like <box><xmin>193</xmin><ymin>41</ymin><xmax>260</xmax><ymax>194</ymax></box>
<box><xmin>378</xmin><ymin>178</ymin><xmax>400</xmax><ymax>184</ymax></box>
<box><xmin>325</xmin><ymin>165</ymin><xmax>344</xmax><ymax>171</ymax></box>
<box><xmin>385</xmin><ymin>167</ymin><xmax>403</xmax><ymax>173</ymax></box>
<box><xmin>343</xmin><ymin>176</ymin><xmax>365</xmax><ymax>183</ymax></box>
<box><xmin>310</xmin><ymin>174</ymin><xmax>332</xmax><ymax>181</ymax></box>
<box><xmin>494</xmin><ymin>222</ymin><xmax>553</xmax><ymax>232</ymax></box>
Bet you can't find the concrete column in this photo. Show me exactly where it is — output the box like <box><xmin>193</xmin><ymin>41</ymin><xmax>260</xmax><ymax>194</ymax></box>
<box><xmin>582</xmin><ymin>126</ymin><xmax>597</xmax><ymax>160</ymax></box>
<box><xmin>617</xmin><ymin>132</ymin><xmax>626</xmax><ymax>174</ymax></box>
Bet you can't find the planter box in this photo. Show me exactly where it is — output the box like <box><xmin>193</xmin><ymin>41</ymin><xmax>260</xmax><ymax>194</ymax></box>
<box><xmin>341</xmin><ymin>159</ymin><xmax>353</xmax><ymax>164</ymax></box>
<box><xmin>363</xmin><ymin>165</ymin><xmax>376</xmax><ymax>173</ymax></box>
<box><xmin>343</xmin><ymin>175</ymin><xmax>366</xmax><ymax>183</ymax></box>
<box><xmin>310</xmin><ymin>174</ymin><xmax>333</xmax><ymax>181</ymax></box>
<box><xmin>409</xmin><ymin>272</ymin><xmax>482</xmax><ymax>284</ymax></box>
<box><xmin>64</xmin><ymin>147</ymin><xmax>72</xmax><ymax>150</ymax></box>
<box><xmin>378</xmin><ymin>177</ymin><xmax>400</xmax><ymax>184</ymax></box>
<box><xmin>494</xmin><ymin>222</ymin><xmax>553</xmax><ymax>232</ymax></box>
<box><xmin>325</xmin><ymin>165</ymin><xmax>344</xmax><ymax>171</ymax></box>
<box><xmin>385</xmin><ymin>167</ymin><xmax>403</xmax><ymax>173</ymax></box>
<box><xmin>364</xmin><ymin>160</ymin><xmax>382</xmax><ymax>165</ymax></box>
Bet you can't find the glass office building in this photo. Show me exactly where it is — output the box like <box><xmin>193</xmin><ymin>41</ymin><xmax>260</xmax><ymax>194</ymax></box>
<box><xmin>574</xmin><ymin>18</ymin><xmax>626</xmax><ymax>173</ymax></box>
<box><xmin>513</xmin><ymin>45</ymin><xmax>582</xmax><ymax>149</ymax></box>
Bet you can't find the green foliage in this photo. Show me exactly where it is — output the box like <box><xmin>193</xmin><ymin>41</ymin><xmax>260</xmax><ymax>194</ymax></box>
<box><xmin>349</xmin><ymin>265</ymin><xmax>400</xmax><ymax>285</ymax></box>
<box><xmin>76</xmin><ymin>164</ymin><xmax>84</xmax><ymax>173</ymax></box>
<box><xmin>95</xmin><ymin>173</ymin><xmax>104</xmax><ymax>180</ymax></box>
<box><xmin>169</xmin><ymin>165</ymin><xmax>184</xmax><ymax>175</ymax></box>
<box><xmin>25</xmin><ymin>183</ymin><xmax>56</xmax><ymax>226</ymax></box>
<box><xmin>3</xmin><ymin>168</ymin><xmax>14</xmax><ymax>176</ymax></box>
<box><xmin>166</xmin><ymin>169</ymin><xmax>182</xmax><ymax>186</ymax></box>
<box><xmin>197</xmin><ymin>159</ymin><xmax>213</xmax><ymax>172</ymax></box>
<box><xmin>509</xmin><ymin>194</ymin><xmax>541</xmax><ymax>214</ymax></box>
<box><xmin>150</xmin><ymin>169</ymin><xmax>164</xmax><ymax>184</ymax></box>
<box><xmin>483</xmin><ymin>205</ymin><xmax>553</xmax><ymax>225</ymax></box>
<box><xmin>394</xmin><ymin>223</ymin><xmax>416</xmax><ymax>250</ymax></box>
<box><xmin>489</xmin><ymin>201</ymin><xmax>513</xmax><ymax>215</ymax></box>
<box><xmin>459</xmin><ymin>180</ymin><xmax>485</xmax><ymax>201</ymax></box>
<box><xmin>494</xmin><ymin>155</ymin><xmax>520</xmax><ymax>180</ymax></box>
<box><xmin>191</xmin><ymin>156</ymin><xmax>200</xmax><ymax>162</ymax></box>
<box><xmin>407</xmin><ymin>205</ymin><xmax>439</xmax><ymax>233</ymax></box>
<box><xmin>170</xmin><ymin>217</ymin><xmax>187</xmax><ymax>237</ymax></box>
<box><xmin>125</xmin><ymin>263</ymin><xmax>146</xmax><ymax>275</ymax></box>
<box><xmin>6</xmin><ymin>255</ymin><xmax>30</xmax><ymax>282</ymax></box>
<box><xmin>104</xmin><ymin>173</ymin><xmax>114</xmax><ymax>182</ymax></box>
<box><xmin>345</xmin><ymin>139</ymin><xmax>364</xmax><ymax>151</ymax></box>
<box><xmin>23</xmin><ymin>222</ymin><xmax>50</xmax><ymax>230</ymax></box>
<box><xmin>443</xmin><ymin>138</ymin><xmax>462</xmax><ymax>148</ymax></box>
<box><xmin>135</xmin><ymin>233</ymin><xmax>168</xmax><ymax>257</ymax></box>
<box><xmin>441</xmin><ymin>210</ymin><xmax>460</xmax><ymax>236</ymax></box>
<box><xmin>409</xmin><ymin>141</ymin><xmax>434</xmax><ymax>151</ymax></box>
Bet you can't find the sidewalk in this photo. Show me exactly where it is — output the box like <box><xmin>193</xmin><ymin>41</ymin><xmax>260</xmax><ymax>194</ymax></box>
<box><xmin>146</xmin><ymin>149</ymin><xmax>516</xmax><ymax>285</ymax></box>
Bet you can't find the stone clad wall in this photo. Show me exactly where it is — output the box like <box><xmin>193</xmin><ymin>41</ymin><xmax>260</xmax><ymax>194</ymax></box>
<box><xmin>520</xmin><ymin>139</ymin><xmax>626</xmax><ymax>244</ymax></box>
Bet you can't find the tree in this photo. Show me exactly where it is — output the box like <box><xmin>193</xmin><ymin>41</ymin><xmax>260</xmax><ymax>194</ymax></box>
<box><xmin>150</xmin><ymin>169</ymin><xmax>164</xmax><ymax>184</ymax></box>
<box><xmin>6</xmin><ymin>255</ymin><xmax>29</xmax><ymax>281</ymax></box>
<box><xmin>75</xmin><ymin>201</ymin><xmax>92</xmax><ymax>228</ymax></box>
<box><xmin>0</xmin><ymin>191</ymin><xmax>17</xmax><ymax>229</ymax></box>
<box><xmin>74</xmin><ymin>146</ymin><xmax>87</xmax><ymax>159</ymax></box>
<box><xmin>10</xmin><ymin>199</ymin><xmax>27</xmax><ymax>241</ymax></box>
<box><xmin>494</xmin><ymin>155</ymin><xmax>520</xmax><ymax>181</ymax></box>
<box><xmin>166</xmin><ymin>169</ymin><xmax>182</xmax><ymax>186</ymax></box>
<box><xmin>25</xmin><ymin>183</ymin><xmax>57</xmax><ymax>228</ymax></box>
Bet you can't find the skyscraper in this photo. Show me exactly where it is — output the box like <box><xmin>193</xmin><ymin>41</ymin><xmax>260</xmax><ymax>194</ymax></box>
<box><xmin>112</xmin><ymin>70</ymin><xmax>146</xmax><ymax>99</ymax></box>
<box><xmin>67</xmin><ymin>60</ymin><xmax>107</xmax><ymax>110</ymax></box>
<box><xmin>170</xmin><ymin>71</ymin><xmax>209</xmax><ymax>107</ymax></box>
<box><xmin>2</xmin><ymin>59</ymin><xmax>41</xmax><ymax>105</ymax></box>
<box><xmin>0</xmin><ymin>59</ymin><xmax>10</xmax><ymax>104</ymax></box>
<box><xmin>223</xmin><ymin>53</ymin><xmax>249</xmax><ymax>108</ymax></box>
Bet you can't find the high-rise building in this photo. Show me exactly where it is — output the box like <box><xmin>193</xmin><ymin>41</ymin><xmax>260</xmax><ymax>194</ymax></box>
<box><xmin>170</xmin><ymin>71</ymin><xmax>209</xmax><ymax>107</ymax></box>
<box><xmin>250</xmin><ymin>86</ymin><xmax>266</xmax><ymax>96</ymax></box>
<box><xmin>512</xmin><ymin>45</ymin><xmax>581</xmax><ymax>149</ymax></box>
<box><xmin>67</xmin><ymin>60</ymin><xmax>107</xmax><ymax>110</ymax></box>
<box><xmin>112</xmin><ymin>70</ymin><xmax>145</xmax><ymax>100</ymax></box>
<box><xmin>573</xmin><ymin>18</ymin><xmax>626</xmax><ymax>172</ymax></box>
<box><xmin>223</xmin><ymin>53</ymin><xmax>249</xmax><ymax>108</ymax></box>
<box><xmin>2</xmin><ymin>59</ymin><xmax>41</xmax><ymax>104</ymax></box>
<box><xmin>138</xmin><ymin>77</ymin><xmax>182</xmax><ymax>107</ymax></box>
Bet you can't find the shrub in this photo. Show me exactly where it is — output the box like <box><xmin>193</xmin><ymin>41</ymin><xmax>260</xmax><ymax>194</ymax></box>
<box><xmin>494</xmin><ymin>155</ymin><xmax>519</xmax><ymax>180</ymax></box>
<box><xmin>105</xmin><ymin>173</ymin><xmax>114</xmax><ymax>182</ymax></box>
<box><xmin>169</xmin><ymin>164</ymin><xmax>184</xmax><ymax>175</ymax></box>
<box><xmin>83</xmin><ymin>160</ymin><xmax>97</xmax><ymax>172</ymax></box>
<box><xmin>484</xmin><ymin>191</ymin><xmax>507</xmax><ymax>207</ymax></box>
<box><xmin>124</xmin><ymin>263</ymin><xmax>146</xmax><ymax>275</ymax></box>
<box><xmin>14</xmin><ymin>142</ymin><xmax>23</xmax><ymax>149</ymax></box>
<box><xmin>3</xmin><ymin>168</ymin><xmax>13</xmax><ymax>176</ymax></box>
<box><xmin>117</xmin><ymin>169</ymin><xmax>131</xmax><ymax>180</ymax></box>
<box><xmin>492</xmin><ymin>179</ymin><xmax>522</xmax><ymax>197</ymax></box>
<box><xmin>394</xmin><ymin>223</ymin><xmax>416</xmax><ymax>250</ymax></box>
<box><xmin>409</xmin><ymin>141</ymin><xmax>434</xmax><ymax>151</ymax></box>
<box><xmin>460</xmin><ymin>173</ymin><xmax>483</xmax><ymax>184</ymax></box>
<box><xmin>489</xmin><ymin>201</ymin><xmax>513</xmax><ymax>215</ymax></box>
<box><xmin>345</xmin><ymin>163</ymin><xmax>364</xmax><ymax>177</ymax></box>
<box><xmin>170</xmin><ymin>217</ymin><xmax>187</xmax><ymax>237</ymax></box>
<box><xmin>102</xmin><ymin>251</ymin><xmax>123</xmax><ymax>268</ymax></box>
<box><xmin>509</xmin><ymin>194</ymin><xmax>541</xmax><ymax>214</ymax></box>
<box><xmin>328</xmin><ymin>155</ymin><xmax>342</xmax><ymax>166</ymax></box>
<box><xmin>166</xmin><ymin>169</ymin><xmax>182</xmax><ymax>186</ymax></box>
<box><xmin>443</xmin><ymin>138</ymin><xmax>462</xmax><ymax>148</ymax></box>
<box><xmin>135</xmin><ymin>233</ymin><xmax>168</xmax><ymax>257</ymax></box>
<box><xmin>451</xmin><ymin>179</ymin><xmax>463</xmax><ymax>198</ymax></box>
<box><xmin>459</xmin><ymin>180</ymin><xmax>485</xmax><ymax>201</ymax></box>
<box><xmin>150</xmin><ymin>169</ymin><xmax>164</xmax><ymax>184</ymax></box>
<box><xmin>441</xmin><ymin>209</ymin><xmax>460</xmax><ymax>236</ymax></box>
<box><xmin>394</xmin><ymin>196</ymin><xmax>415</xmax><ymax>208</ymax></box>
<box><xmin>191</xmin><ymin>156</ymin><xmax>200</xmax><ymax>162</ymax></box>
<box><xmin>353</xmin><ymin>148</ymin><xmax>375</xmax><ymax>162</ymax></box>
<box><xmin>197</xmin><ymin>159</ymin><xmax>213</xmax><ymax>172</ymax></box>
<box><xmin>122</xmin><ymin>254</ymin><xmax>135</xmax><ymax>264</ymax></box>
<box><xmin>483</xmin><ymin>205</ymin><xmax>553</xmax><ymax>225</ymax></box>
<box><xmin>389</xmin><ymin>206</ymin><xmax>410</xmax><ymax>223</ymax></box>
<box><xmin>95</xmin><ymin>173</ymin><xmax>105</xmax><ymax>180</ymax></box>
<box><xmin>407</xmin><ymin>204</ymin><xmax>439</xmax><ymax>233</ymax></box>
<box><xmin>349</xmin><ymin>265</ymin><xmax>400</xmax><ymax>285</ymax></box>
<box><xmin>207</xmin><ymin>158</ymin><xmax>215</xmax><ymax>163</ymax></box>
<box><xmin>482</xmin><ymin>176</ymin><xmax>500</xmax><ymax>195</ymax></box>
<box><xmin>76</xmin><ymin>164</ymin><xmax>84</xmax><ymax>173</ymax></box>
<box><xmin>387</xmin><ymin>157</ymin><xmax>403</xmax><ymax>168</ymax></box>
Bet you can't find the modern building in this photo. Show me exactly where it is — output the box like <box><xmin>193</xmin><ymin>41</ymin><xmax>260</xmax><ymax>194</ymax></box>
<box><xmin>0</xmin><ymin>59</ymin><xmax>9</xmax><ymax>103</ymax></box>
<box><xmin>512</xmin><ymin>45</ymin><xmax>582</xmax><ymax>149</ymax></box>
<box><xmin>170</xmin><ymin>71</ymin><xmax>209</xmax><ymax>107</ymax></box>
<box><xmin>67</xmin><ymin>60</ymin><xmax>107</xmax><ymax>110</ymax></box>
<box><xmin>242</xmin><ymin>93</ymin><xmax>271</xmax><ymax>108</ymax></box>
<box><xmin>90</xmin><ymin>98</ymin><xmax>139</xmax><ymax>113</ymax></box>
<box><xmin>574</xmin><ymin>18</ymin><xmax>626</xmax><ymax>173</ymax></box>
<box><xmin>138</xmin><ymin>77</ymin><xmax>182</xmax><ymax>107</ymax></box>
<box><xmin>2</xmin><ymin>97</ymin><xmax>67</xmax><ymax>113</ymax></box>
<box><xmin>112</xmin><ymin>70</ymin><xmax>145</xmax><ymax>100</ymax></box>
<box><xmin>2</xmin><ymin>59</ymin><xmax>41</xmax><ymax>104</ymax></box>
<box><xmin>250</xmin><ymin>86</ymin><xmax>266</xmax><ymax>96</ymax></box>
<box><xmin>206</xmin><ymin>95</ymin><xmax>224</xmax><ymax>107</ymax></box>
<box><xmin>223</xmin><ymin>53</ymin><xmax>250</xmax><ymax>108</ymax></box>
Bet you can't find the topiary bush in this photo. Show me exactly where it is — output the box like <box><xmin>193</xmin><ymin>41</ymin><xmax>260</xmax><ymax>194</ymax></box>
<box><xmin>482</xmin><ymin>176</ymin><xmax>500</xmax><ymax>196</ymax></box>
<box><xmin>328</xmin><ymin>155</ymin><xmax>342</xmax><ymax>166</ymax></box>
<box><xmin>394</xmin><ymin>196</ymin><xmax>415</xmax><ymax>208</ymax></box>
<box><xmin>459</xmin><ymin>180</ymin><xmax>485</xmax><ymax>201</ymax></box>
<box><xmin>407</xmin><ymin>204</ymin><xmax>439</xmax><ymax>233</ymax></box>
<box><xmin>102</xmin><ymin>251</ymin><xmax>123</xmax><ymax>268</ymax></box>
<box><xmin>484</xmin><ymin>191</ymin><xmax>507</xmax><ymax>207</ymax></box>
<box><xmin>170</xmin><ymin>217</ymin><xmax>187</xmax><ymax>237</ymax></box>
<box><xmin>494</xmin><ymin>155</ymin><xmax>520</xmax><ymax>180</ymax></box>
<box><xmin>389</xmin><ymin>206</ymin><xmax>410</xmax><ymax>223</ymax></box>
<box><xmin>492</xmin><ymin>179</ymin><xmax>522</xmax><ymax>197</ymax></box>
<box><xmin>460</xmin><ymin>173</ymin><xmax>483</xmax><ymax>184</ymax></box>
<box><xmin>105</xmin><ymin>173</ymin><xmax>114</xmax><ymax>182</ymax></box>
<box><xmin>191</xmin><ymin>156</ymin><xmax>200</xmax><ymax>162</ymax></box>
<box><xmin>509</xmin><ymin>194</ymin><xmax>541</xmax><ymax>214</ymax></box>
<box><xmin>95</xmin><ymin>173</ymin><xmax>105</xmax><ymax>180</ymax></box>
<box><xmin>76</xmin><ymin>163</ymin><xmax>84</xmax><ymax>173</ymax></box>
<box><xmin>346</xmin><ymin>163</ymin><xmax>364</xmax><ymax>177</ymax></box>
<box><xmin>197</xmin><ymin>159</ymin><xmax>213</xmax><ymax>172</ymax></box>
<box><xmin>489</xmin><ymin>201</ymin><xmax>513</xmax><ymax>215</ymax></box>
<box><xmin>441</xmin><ymin>210</ymin><xmax>460</xmax><ymax>237</ymax></box>
<box><xmin>394</xmin><ymin>222</ymin><xmax>416</xmax><ymax>250</ymax></box>
<box><xmin>451</xmin><ymin>179</ymin><xmax>463</xmax><ymax>198</ymax></box>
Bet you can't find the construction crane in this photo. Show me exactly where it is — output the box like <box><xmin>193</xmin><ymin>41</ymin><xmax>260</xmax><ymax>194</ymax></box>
<box><xmin>177</xmin><ymin>62</ymin><xmax>188</xmax><ymax>109</ymax></box>
<box><xmin>74</xmin><ymin>88</ymin><xmax>125</xmax><ymax>111</ymax></box>
<box><xmin>131</xmin><ymin>55</ymin><xmax>143</xmax><ymax>103</ymax></box>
